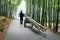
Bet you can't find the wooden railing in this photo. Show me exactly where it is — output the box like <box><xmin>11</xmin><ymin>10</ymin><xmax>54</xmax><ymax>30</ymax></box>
<box><xmin>24</xmin><ymin>15</ymin><xmax>47</xmax><ymax>32</ymax></box>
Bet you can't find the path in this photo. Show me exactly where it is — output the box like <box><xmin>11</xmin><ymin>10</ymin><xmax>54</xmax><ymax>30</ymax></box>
<box><xmin>5</xmin><ymin>19</ymin><xmax>60</xmax><ymax>40</ymax></box>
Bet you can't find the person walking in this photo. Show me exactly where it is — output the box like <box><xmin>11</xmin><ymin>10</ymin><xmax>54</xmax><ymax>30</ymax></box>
<box><xmin>19</xmin><ymin>10</ymin><xmax>24</xmax><ymax>24</ymax></box>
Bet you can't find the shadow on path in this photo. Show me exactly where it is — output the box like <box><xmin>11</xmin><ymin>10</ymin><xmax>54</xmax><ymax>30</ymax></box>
<box><xmin>26</xmin><ymin>26</ymin><xmax>48</xmax><ymax>38</ymax></box>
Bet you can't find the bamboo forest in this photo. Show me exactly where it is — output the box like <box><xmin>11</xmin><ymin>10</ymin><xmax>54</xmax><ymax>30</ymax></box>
<box><xmin>0</xmin><ymin>0</ymin><xmax>60</xmax><ymax>40</ymax></box>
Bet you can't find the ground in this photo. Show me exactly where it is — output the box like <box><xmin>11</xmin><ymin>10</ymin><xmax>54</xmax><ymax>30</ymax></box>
<box><xmin>4</xmin><ymin>19</ymin><xmax>60</xmax><ymax>40</ymax></box>
<box><xmin>0</xmin><ymin>18</ymin><xmax>13</xmax><ymax>40</ymax></box>
<box><xmin>0</xmin><ymin>17</ymin><xmax>60</xmax><ymax>40</ymax></box>
<box><xmin>48</xmin><ymin>28</ymin><xmax>60</xmax><ymax>36</ymax></box>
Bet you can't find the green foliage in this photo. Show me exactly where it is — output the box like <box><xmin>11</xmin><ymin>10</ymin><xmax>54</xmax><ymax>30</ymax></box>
<box><xmin>0</xmin><ymin>25</ymin><xmax>5</xmax><ymax>32</ymax></box>
<box><xmin>11</xmin><ymin>0</ymin><xmax>21</xmax><ymax>7</ymax></box>
<box><xmin>0</xmin><ymin>18</ymin><xmax>7</xmax><ymax>32</ymax></box>
<box><xmin>0</xmin><ymin>0</ymin><xmax>22</xmax><ymax>17</ymax></box>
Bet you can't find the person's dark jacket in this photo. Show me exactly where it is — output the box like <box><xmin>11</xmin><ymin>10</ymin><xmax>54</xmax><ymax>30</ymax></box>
<box><xmin>19</xmin><ymin>13</ymin><xmax>24</xmax><ymax>20</ymax></box>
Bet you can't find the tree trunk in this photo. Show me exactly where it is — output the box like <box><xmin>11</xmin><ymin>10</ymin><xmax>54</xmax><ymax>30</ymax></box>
<box><xmin>56</xmin><ymin>0</ymin><xmax>60</xmax><ymax>32</ymax></box>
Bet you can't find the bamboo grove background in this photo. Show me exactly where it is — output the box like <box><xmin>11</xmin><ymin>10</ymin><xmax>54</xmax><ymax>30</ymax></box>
<box><xmin>25</xmin><ymin>0</ymin><xmax>60</xmax><ymax>32</ymax></box>
<box><xmin>0</xmin><ymin>0</ymin><xmax>60</xmax><ymax>32</ymax></box>
<box><xmin>0</xmin><ymin>0</ymin><xmax>21</xmax><ymax>18</ymax></box>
